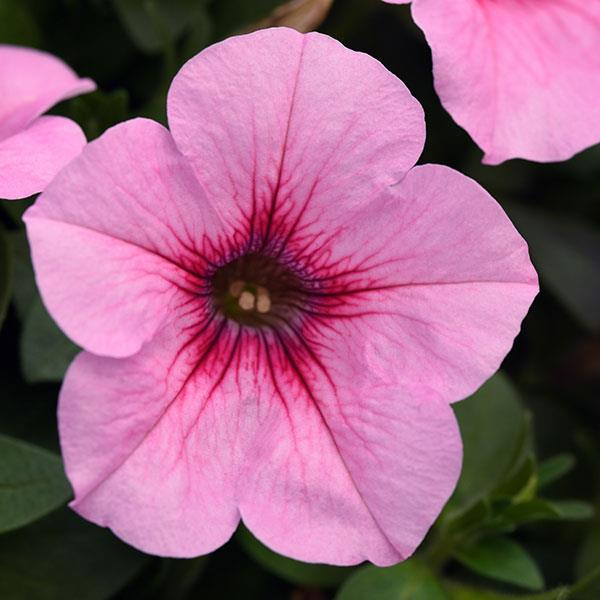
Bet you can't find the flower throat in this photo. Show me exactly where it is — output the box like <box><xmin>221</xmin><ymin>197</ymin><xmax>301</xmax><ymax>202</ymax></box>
<box><xmin>211</xmin><ymin>253</ymin><xmax>304</xmax><ymax>328</ymax></box>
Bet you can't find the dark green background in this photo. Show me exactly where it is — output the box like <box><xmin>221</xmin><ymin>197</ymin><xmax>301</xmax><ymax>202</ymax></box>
<box><xmin>0</xmin><ymin>1</ymin><xmax>599</xmax><ymax>598</ymax></box>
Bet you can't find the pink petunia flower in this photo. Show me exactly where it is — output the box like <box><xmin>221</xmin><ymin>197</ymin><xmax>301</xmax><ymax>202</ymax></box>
<box><xmin>0</xmin><ymin>45</ymin><xmax>95</xmax><ymax>199</ymax></box>
<box><xmin>24</xmin><ymin>28</ymin><xmax>537</xmax><ymax>565</ymax></box>
<box><xmin>384</xmin><ymin>0</ymin><xmax>600</xmax><ymax>164</ymax></box>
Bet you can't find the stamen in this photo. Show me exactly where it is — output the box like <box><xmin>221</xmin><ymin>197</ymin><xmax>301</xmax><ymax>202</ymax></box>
<box><xmin>256</xmin><ymin>286</ymin><xmax>271</xmax><ymax>314</ymax></box>
<box><xmin>211</xmin><ymin>253</ymin><xmax>304</xmax><ymax>328</ymax></box>
<box><xmin>239</xmin><ymin>290</ymin><xmax>256</xmax><ymax>311</ymax></box>
<box><xmin>229</xmin><ymin>280</ymin><xmax>245</xmax><ymax>297</ymax></box>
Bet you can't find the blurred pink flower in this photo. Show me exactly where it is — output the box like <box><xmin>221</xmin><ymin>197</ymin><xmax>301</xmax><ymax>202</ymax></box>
<box><xmin>24</xmin><ymin>28</ymin><xmax>537</xmax><ymax>564</ymax></box>
<box><xmin>384</xmin><ymin>0</ymin><xmax>600</xmax><ymax>164</ymax></box>
<box><xmin>0</xmin><ymin>45</ymin><xmax>95</xmax><ymax>199</ymax></box>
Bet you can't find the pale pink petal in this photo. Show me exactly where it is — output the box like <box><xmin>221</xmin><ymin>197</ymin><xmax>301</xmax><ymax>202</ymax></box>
<box><xmin>409</xmin><ymin>0</ymin><xmax>600</xmax><ymax>163</ymax></box>
<box><xmin>58</xmin><ymin>164</ymin><xmax>531</xmax><ymax>562</ymax></box>
<box><xmin>234</xmin><ymin>164</ymin><xmax>536</xmax><ymax>560</ymax></box>
<box><xmin>167</xmin><ymin>27</ymin><xmax>425</xmax><ymax>232</ymax></box>
<box><xmin>239</xmin><ymin>365</ymin><xmax>461</xmax><ymax>565</ymax></box>
<box><xmin>26</xmin><ymin>28</ymin><xmax>539</xmax><ymax>566</ymax></box>
<box><xmin>60</xmin><ymin>321</ymin><xmax>241</xmax><ymax>557</ymax></box>
<box><xmin>61</xmin><ymin>302</ymin><xmax>459</xmax><ymax>564</ymax></box>
<box><xmin>383</xmin><ymin>1</ymin><xmax>411</xmax><ymax>4</ymax></box>
<box><xmin>285</xmin><ymin>163</ymin><xmax>538</xmax><ymax>405</ymax></box>
<box><xmin>0</xmin><ymin>44</ymin><xmax>95</xmax><ymax>140</ymax></box>
<box><xmin>0</xmin><ymin>116</ymin><xmax>86</xmax><ymax>200</ymax></box>
<box><xmin>24</xmin><ymin>118</ymin><xmax>223</xmax><ymax>358</ymax></box>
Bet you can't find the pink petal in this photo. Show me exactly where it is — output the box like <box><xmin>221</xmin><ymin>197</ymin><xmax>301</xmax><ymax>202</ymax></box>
<box><xmin>287</xmin><ymin>163</ymin><xmax>538</xmax><ymax>405</ymax></box>
<box><xmin>60</xmin><ymin>322</ymin><xmax>241</xmax><ymax>557</ymax></box>
<box><xmin>167</xmin><ymin>27</ymin><xmax>425</xmax><ymax>230</ymax></box>
<box><xmin>239</xmin><ymin>373</ymin><xmax>461</xmax><ymax>565</ymax></box>
<box><xmin>24</xmin><ymin>118</ymin><xmax>223</xmax><ymax>357</ymax></box>
<box><xmin>238</xmin><ymin>164</ymin><xmax>537</xmax><ymax>561</ymax></box>
<box><xmin>26</xmin><ymin>28</ymin><xmax>539</xmax><ymax>566</ymax></box>
<box><xmin>0</xmin><ymin>44</ymin><xmax>95</xmax><ymax>141</ymax></box>
<box><xmin>59</xmin><ymin>166</ymin><xmax>534</xmax><ymax>563</ymax></box>
<box><xmin>0</xmin><ymin>116</ymin><xmax>86</xmax><ymax>200</ymax></box>
<box><xmin>60</xmin><ymin>301</ymin><xmax>460</xmax><ymax>564</ymax></box>
<box><xmin>409</xmin><ymin>0</ymin><xmax>600</xmax><ymax>163</ymax></box>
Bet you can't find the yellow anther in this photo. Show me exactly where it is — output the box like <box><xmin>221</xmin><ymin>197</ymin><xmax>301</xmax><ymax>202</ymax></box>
<box><xmin>238</xmin><ymin>290</ymin><xmax>256</xmax><ymax>311</ymax></box>
<box><xmin>256</xmin><ymin>286</ymin><xmax>271</xmax><ymax>314</ymax></box>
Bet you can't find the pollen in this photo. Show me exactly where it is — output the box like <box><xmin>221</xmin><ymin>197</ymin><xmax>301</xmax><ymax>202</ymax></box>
<box><xmin>256</xmin><ymin>286</ymin><xmax>271</xmax><ymax>314</ymax></box>
<box><xmin>211</xmin><ymin>253</ymin><xmax>303</xmax><ymax>328</ymax></box>
<box><xmin>238</xmin><ymin>290</ymin><xmax>256</xmax><ymax>311</ymax></box>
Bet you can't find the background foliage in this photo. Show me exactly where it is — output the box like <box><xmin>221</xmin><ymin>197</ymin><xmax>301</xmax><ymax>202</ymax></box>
<box><xmin>1</xmin><ymin>0</ymin><xmax>599</xmax><ymax>598</ymax></box>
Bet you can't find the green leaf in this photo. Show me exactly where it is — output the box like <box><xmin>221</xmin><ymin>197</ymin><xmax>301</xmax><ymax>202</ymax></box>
<box><xmin>20</xmin><ymin>298</ymin><xmax>79</xmax><ymax>383</ymax></box>
<box><xmin>237</xmin><ymin>524</ymin><xmax>353</xmax><ymax>587</ymax></box>
<box><xmin>10</xmin><ymin>232</ymin><xmax>75</xmax><ymax>384</ymax></box>
<box><xmin>577</xmin><ymin>520</ymin><xmax>600</xmax><ymax>579</ymax></box>
<box><xmin>0</xmin><ymin>434</ymin><xmax>71</xmax><ymax>534</ymax></box>
<box><xmin>455</xmin><ymin>536</ymin><xmax>544</xmax><ymax>591</ymax></box>
<box><xmin>7</xmin><ymin>230</ymin><xmax>37</xmax><ymax>320</ymax></box>
<box><xmin>336</xmin><ymin>560</ymin><xmax>448</xmax><ymax>600</ymax></box>
<box><xmin>448</xmin><ymin>500</ymin><xmax>491</xmax><ymax>534</ymax></box>
<box><xmin>0</xmin><ymin>381</ymin><xmax>60</xmax><ymax>451</ymax></box>
<box><xmin>66</xmin><ymin>89</ymin><xmax>129</xmax><ymax>141</ymax></box>
<box><xmin>506</xmin><ymin>204</ymin><xmax>600</xmax><ymax>332</ymax></box>
<box><xmin>9</xmin><ymin>230</ymin><xmax>77</xmax><ymax>385</ymax></box>
<box><xmin>449</xmin><ymin>373</ymin><xmax>528</xmax><ymax>512</ymax></box>
<box><xmin>548</xmin><ymin>501</ymin><xmax>594</xmax><ymax>521</ymax></box>
<box><xmin>538</xmin><ymin>454</ymin><xmax>576</xmax><ymax>489</ymax></box>
<box><xmin>493</xmin><ymin>454</ymin><xmax>538</xmax><ymax>503</ymax></box>
<box><xmin>499</xmin><ymin>499</ymin><xmax>562</xmax><ymax>526</ymax></box>
<box><xmin>213</xmin><ymin>0</ymin><xmax>285</xmax><ymax>36</ymax></box>
<box><xmin>445</xmin><ymin>581</ymin><xmax>569</xmax><ymax>600</ymax></box>
<box><xmin>0</xmin><ymin>508</ymin><xmax>148</xmax><ymax>600</ymax></box>
<box><xmin>486</xmin><ymin>497</ymin><xmax>591</xmax><ymax>538</ymax></box>
<box><xmin>0</xmin><ymin>226</ymin><xmax>13</xmax><ymax>326</ymax></box>
<box><xmin>112</xmin><ymin>0</ymin><xmax>207</xmax><ymax>53</ymax></box>
<box><xmin>138</xmin><ymin>557</ymin><xmax>208</xmax><ymax>600</ymax></box>
<box><xmin>0</xmin><ymin>195</ymin><xmax>33</xmax><ymax>225</ymax></box>
<box><xmin>180</xmin><ymin>4</ymin><xmax>212</xmax><ymax>60</ymax></box>
<box><xmin>571</xmin><ymin>564</ymin><xmax>600</xmax><ymax>600</ymax></box>
<box><xmin>0</xmin><ymin>0</ymin><xmax>41</xmax><ymax>45</ymax></box>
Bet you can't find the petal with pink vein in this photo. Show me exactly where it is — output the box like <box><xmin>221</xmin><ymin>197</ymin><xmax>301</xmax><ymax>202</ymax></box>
<box><xmin>0</xmin><ymin>44</ymin><xmax>95</xmax><ymax>199</ymax></box>
<box><xmin>384</xmin><ymin>0</ymin><xmax>600</xmax><ymax>163</ymax></box>
<box><xmin>25</xmin><ymin>28</ymin><xmax>538</xmax><ymax>564</ymax></box>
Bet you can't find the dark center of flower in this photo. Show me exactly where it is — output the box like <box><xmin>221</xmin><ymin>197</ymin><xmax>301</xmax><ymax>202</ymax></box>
<box><xmin>211</xmin><ymin>253</ymin><xmax>304</xmax><ymax>328</ymax></box>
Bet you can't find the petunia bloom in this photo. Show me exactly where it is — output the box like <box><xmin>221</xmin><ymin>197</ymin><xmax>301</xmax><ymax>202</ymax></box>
<box><xmin>24</xmin><ymin>28</ymin><xmax>537</xmax><ymax>565</ymax></box>
<box><xmin>0</xmin><ymin>45</ymin><xmax>95</xmax><ymax>199</ymax></box>
<box><xmin>384</xmin><ymin>0</ymin><xmax>600</xmax><ymax>164</ymax></box>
